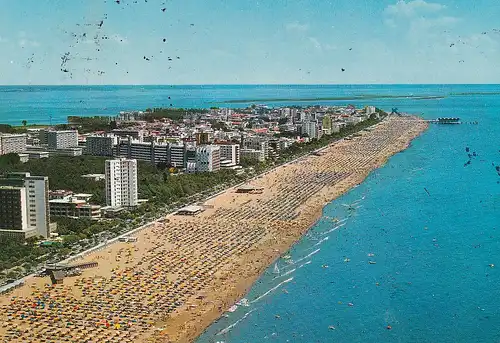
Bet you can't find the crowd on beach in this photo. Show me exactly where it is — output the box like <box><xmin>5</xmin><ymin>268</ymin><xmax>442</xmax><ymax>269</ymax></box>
<box><xmin>0</xmin><ymin>116</ymin><xmax>427</xmax><ymax>343</ymax></box>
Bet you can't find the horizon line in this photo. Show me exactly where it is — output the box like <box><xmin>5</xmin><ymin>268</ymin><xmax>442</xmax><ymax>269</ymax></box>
<box><xmin>1</xmin><ymin>83</ymin><xmax>500</xmax><ymax>87</ymax></box>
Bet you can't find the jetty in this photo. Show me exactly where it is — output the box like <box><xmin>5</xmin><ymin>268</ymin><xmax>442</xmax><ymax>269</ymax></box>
<box><xmin>427</xmin><ymin>117</ymin><xmax>461</xmax><ymax>124</ymax></box>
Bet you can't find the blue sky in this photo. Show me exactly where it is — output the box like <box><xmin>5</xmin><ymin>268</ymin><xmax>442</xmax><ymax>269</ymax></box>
<box><xmin>0</xmin><ymin>0</ymin><xmax>499</xmax><ymax>84</ymax></box>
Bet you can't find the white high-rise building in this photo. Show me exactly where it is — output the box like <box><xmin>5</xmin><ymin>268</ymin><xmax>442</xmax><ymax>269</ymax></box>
<box><xmin>301</xmin><ymin>120</ymin><xmax>321</xmax><ymax>140</ymax></box>
<box><xmin>0</xmin><ymin>186</ymin><xmax>35</xmax><ymax>239</ymax></box>
<box><xmin>47</xmin><ymin>130</ymin><xmax>78</xmax><ymax>149</ymax></box>
<box><xmin>195</xmin><ymin>146</ymin><xmax>221</xmax><ymax>172</ymax></box>
<box><xmin>105</xmin><ymin>158</ymin><xmax>138</xmax><ymax>208</ymax></box>
<box><xmin>0</xmin><ymin>134</ymin><xmax>27</xmax><ymax>156</ymax></box>
<box><xmin>300</xmin><ymin>112</ymin><xmax>310</xmax><ymax>122</ymax></box>
<box><xmin>243</xmin><ymin>137</ymin><xmax>269</xmax><ymax>159</ymax></box>
<box><xmin>0</xmin><ymin>172</ymin><xmax>50</xmax><ymax>238</ymax></box>
<box><xmin>168</xmin><ymin>143</ymin><xmax>186</xmax><ymax>168</ymax></box>
<box><xmin>366</xmin><ymin>106</ymin><xmax>376</xmax><ymax>115</ymax></box>
<box><xmin>218</xmin><ymin>144</ymin><xmax>240</xmax><ymax>165</ymax></box>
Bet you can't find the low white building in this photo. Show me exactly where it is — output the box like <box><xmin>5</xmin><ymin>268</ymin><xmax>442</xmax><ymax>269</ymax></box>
<box><xmin>49</xmin><ymin>194</ymin><xmax>101</xmax><ymax>219</ymax></box>
<box><xmin>240</xmin><ymin>148</ymin><xmax>265</xmax><ymax>163</ymax></box>
<box><xmin>0</xmin><ymin>133</ymin><xmax>27</xmax><ymax>156</ymax></box>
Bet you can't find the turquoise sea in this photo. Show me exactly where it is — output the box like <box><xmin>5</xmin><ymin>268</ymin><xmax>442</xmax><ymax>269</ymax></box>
<box><xmin>192</xmin><ymin>85</ymin><xmax>497</xmax><ymax>343</ymax></box>
<box><xmin>0</xmin><ymin>84</ymin><xmax>498</xmax><ymax>126</ymax></box>
<box><xmin>1</xmin><ymin>85</ymin><xmax>500</xmax><ymax>342</ymax></box>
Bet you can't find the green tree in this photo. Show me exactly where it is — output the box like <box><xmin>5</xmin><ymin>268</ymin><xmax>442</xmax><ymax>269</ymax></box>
<box><xmin>21</xmin><ymin>120</ymin><xmax>27</xmax><ymax>127</ymax></box>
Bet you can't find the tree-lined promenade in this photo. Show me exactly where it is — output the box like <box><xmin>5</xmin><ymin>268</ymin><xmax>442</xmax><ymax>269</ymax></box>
<box><xmin>0</xmin><ymin>110</ymin><xmax>388</xmax><ymax>285</ymax></box>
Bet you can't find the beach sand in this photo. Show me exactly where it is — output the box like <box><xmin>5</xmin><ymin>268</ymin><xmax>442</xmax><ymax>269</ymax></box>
<box><xmin>0</xmin><ymin>116</ymin><xmax>428</xmax><ymax>343</ymax></box>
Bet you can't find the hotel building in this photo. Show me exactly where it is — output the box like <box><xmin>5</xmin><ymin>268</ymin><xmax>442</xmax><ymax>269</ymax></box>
<box><xmin>105</xmin><ymin>158</ymin><xmax>138</xmax><ymax>208</ymax></box>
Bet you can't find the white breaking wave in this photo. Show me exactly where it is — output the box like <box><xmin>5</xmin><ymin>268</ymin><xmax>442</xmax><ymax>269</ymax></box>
<box><xmin>216</xmin><ymin>309</ymin><xmax>257</xmax><ymax>336</ymax></box>
<box><xmin>273</xmin><ymin>268</ymin><xmax>296</xmax><ymax>280</ymax></box>
<box><xmin>321</xmin><ymin>223</ymin><xmax>345</xmax><ymax>235</ymax></box>
<box><xmin>298</xmin><ymin>260</ymin><xmax>312</xmax><ymax>268</ymax></box>
<box><xmin>237</xmin><ymin>298</ymin><xmax>250</xmax><ymax>307</ymax></box>
<box><xmin>314</xmin><ymin>236</ymin><xmax>329</xmax><ymax>247</ymax></box>
<box><xmin>293</xmin><ymin>248</ymin><xmax>321</xmax><ymax>264</ymax></box>
<box><xmin>251</xmin><ymin>277</ymin><xmax>294</xmax><ymax>304</ymax></box>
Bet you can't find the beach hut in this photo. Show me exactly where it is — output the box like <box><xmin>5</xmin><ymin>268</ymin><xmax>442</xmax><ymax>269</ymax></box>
<box><xmin>176</xmin><ymin>205</ymin><xmax>205</xmax><ymax>216</ymax></box>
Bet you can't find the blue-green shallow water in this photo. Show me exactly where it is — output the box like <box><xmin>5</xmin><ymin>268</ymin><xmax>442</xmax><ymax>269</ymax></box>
<box><xmin>1</xmin><ymin>84</ymin><xmax>499</xmax><ymax>342</ymax></box>
<box><xmin>0</xmin><ymin>84</ymin><xmax>498</xmax><ymax>125</ymax></box>
<box><xmin>195</xmin><ymin>91</ymin><xmax>500</xmax><ymax>343</ymax></box>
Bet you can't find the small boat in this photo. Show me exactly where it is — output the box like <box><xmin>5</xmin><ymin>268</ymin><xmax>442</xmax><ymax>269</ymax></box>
<box><xmin>368</xmin><ymin>261</ymin><xmax>377</xmax><ymax>265</ymax></box>
<box><xmin>227</xmin><ymin>305</ymin><xmax>238</xmax><ymax>313</ymax></box>
<box><xmin>273</xmin><ymin>263</ymin><xmax>280</xmax><ymax>274</ymax></box>
<box><xmin>344</xmin><ymin>258</ymin><xmax>350</xmax><ymax>263</ymax></box>
<box><xmin>237</xmin><ymin>298</ymin><xmax>250</xmax><ymax>307</ymax></box>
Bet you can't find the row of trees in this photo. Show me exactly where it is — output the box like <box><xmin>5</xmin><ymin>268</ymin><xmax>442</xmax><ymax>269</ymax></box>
<box><xmin>0</xmin><ymin>238</ymin><xmax>60</xmax><ymax>276</ymax></box>
<box><xmin>0</xmin><ymin>110</ymin><xmax>387</xmax><ymax>277</ymax></box>
<box><xmin>59</xmin><ymin>116</ymin><xmax>117</xmax><ymax>133</ymax></box>
<box><xmin>0</xmin><ymin>155</ymin><xmax>248</xmax><ymax>208</ymax></box>
<box><xmin>143</xmin><ymin>108</ymin><xmax>209</xmax><ymax>122</ymax></box>
<box><xmin>277</xmin><ymin>113</ymin><xmax>386</xmax><ymax>163</ymax></box>
<box><xmin>0</xmin><ymin>124</ymin><xmax>29</xmax><ymax>134</ymax></box>
<box><xmin>0</xmin><ymin>155</ymin><xmax>107</xmax><ymax>205</ymax></box>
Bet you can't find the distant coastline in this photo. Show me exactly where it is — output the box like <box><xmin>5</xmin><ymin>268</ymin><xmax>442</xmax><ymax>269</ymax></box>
<box><xmin>222</xmin><ymin>94</ymin><xmax>446</xmax><ymax>104</ymax></box>
<box><xmin>1</xmin><ymin>84</ymin><xmax>498</xmax><ymax>126</ymax></box>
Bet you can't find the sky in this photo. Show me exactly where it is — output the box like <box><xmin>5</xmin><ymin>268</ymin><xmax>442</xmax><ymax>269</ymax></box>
<box><xmin>0</xmin><ymin>0</ymin><xmax>499</xmax><ymax>85</ymax></box>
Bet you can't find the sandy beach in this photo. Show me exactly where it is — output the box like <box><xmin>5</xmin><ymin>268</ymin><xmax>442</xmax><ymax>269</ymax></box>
<box><xmin>0</xmin><ymin>116</ymin><xmax>428</xmax><ymax>343</ymax></box>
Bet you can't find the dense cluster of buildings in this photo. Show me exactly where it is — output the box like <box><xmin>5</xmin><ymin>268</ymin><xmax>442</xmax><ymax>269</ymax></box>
<box><xmin>0</xmin><ymin>172</ymin><xmax>52</xmax><ymax>240</ymax></box>
<box><xmin>0</xmin><ymin>105</ymin><xmax>378</xmax><ymax>171</ymax></box>
<box><xmin>0</xmin><ymin>157</ymin><xmax>140</xmax><ymax>240</ymax></box>
<box><xmin>0</xmin><ymin>105</ymin><xmax>378</xmax><ymax>240</ymax></box>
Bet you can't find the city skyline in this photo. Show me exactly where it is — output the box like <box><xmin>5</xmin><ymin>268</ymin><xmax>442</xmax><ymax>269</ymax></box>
<box><xmin>0</xmin><ymin>0</ymin><xmax>499</xmax><ymax>85</ymax></box>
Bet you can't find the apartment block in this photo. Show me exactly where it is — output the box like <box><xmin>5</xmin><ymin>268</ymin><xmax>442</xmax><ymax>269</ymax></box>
<box><xmin>0</xmin><ymin>134</ymin><xmax>27</xmax><ymax>156</ymax></box>
<box><xmin>301</xmin><ymin>120</ymin><xmax>322</xmax><ymax>140</ymax></box>
<box><xmin>195</xmin><ymin>145</ymin><xmax>221</xmax><ymax>172</ymax></box>
<box><xmin>168</xmin><ymin>143</ymin><xmax>186</xmax><ymax>168</ymax></box>
<box><xmin>115</xmin><ymin>139</ymin><xmax>169</xmax><ymax>165</ymax></box>
<box><xmin>218</xmin><ymin>144</ymin><xmax>240</xmax><ymax>165</ymax></box>
<box><xmin>47</xmin><ymin>130</ymin><xmax>79</xmax><ymax>149</ymax></box>
<box><xmin>240</xmin><ymin>148</ymin><xmax>265</xmax><ymax>163</ymax></box>
<box><xmin>49</xmin><ymin>194</ymin><xmax>101</xmax><ymax>219</ymax></box>
<box><xmin>105</xmin><ymin>158</ymin><xmax>138</xmax><ymax>208</ymax></box>
<box><xmin>0</xmin><ymin>172</ymin><xmax>50</xmax><ymax>238</ymax></box>
<box><xmin>0</xmin><ymin>186</ymin><xmax>37</xmax><ymax>239</ymax></box>
<box><xmin>86</xmin><ymin>135</ymin><xmax>118</xmax><ymax>156</ymax></box>
<box><xmin>243</xmin><ymin>137</ymin><xmax>269</xmax><ymax>159</ymax></box>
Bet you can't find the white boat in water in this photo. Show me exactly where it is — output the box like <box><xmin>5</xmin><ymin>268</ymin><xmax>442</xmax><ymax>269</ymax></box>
<box><xmin>273</xmin><ymin>263</ymin><xmax>280</xmax><ymax>274</ymax></box>
<box><xmin>237</xmin><ymin>298</ymin><xmax>250</xmax><ymax>307</ymax></box>
<box><xmin>227</xmin><ymin>305</ymin><xmax>238</xmax><ymax>312</ymax></box>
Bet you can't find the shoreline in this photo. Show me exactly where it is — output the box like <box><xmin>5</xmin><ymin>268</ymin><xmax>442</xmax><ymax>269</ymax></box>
<box><xmin>177</xmin><ymin>118</ymin><xmax>428</xmax><ymax>343</ymax></box>
<box><xmin>0</xmin><ymin>116</ymin><xmax>428</xmax><ymax>343</ymax></box>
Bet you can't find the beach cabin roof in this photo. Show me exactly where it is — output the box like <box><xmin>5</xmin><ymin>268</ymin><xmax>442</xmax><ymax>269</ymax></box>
<box><xmin>176</xmin><ymin>205</ymin><xmax>204</xmax><ymax>215</ymax></box>
<box><xmin>236</xmin><ymin>185</ymin><xmax>265</xmax><ymax>193</ymax></box>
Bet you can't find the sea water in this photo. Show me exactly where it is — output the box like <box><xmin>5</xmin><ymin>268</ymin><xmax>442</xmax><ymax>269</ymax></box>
<box><xmin>1</xmin><ymin>85</ymin><xmax>499</xmax><ymax>342</ymax></box>
<box><xmin>0</xmin><ymin>84</ymin><xmax>498</xmax><ymax>125</ymax></box>
<box><xmin>192</xmin><ymin>87</ymin><xmax>500</xmax><ymax>343</ymax></box>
